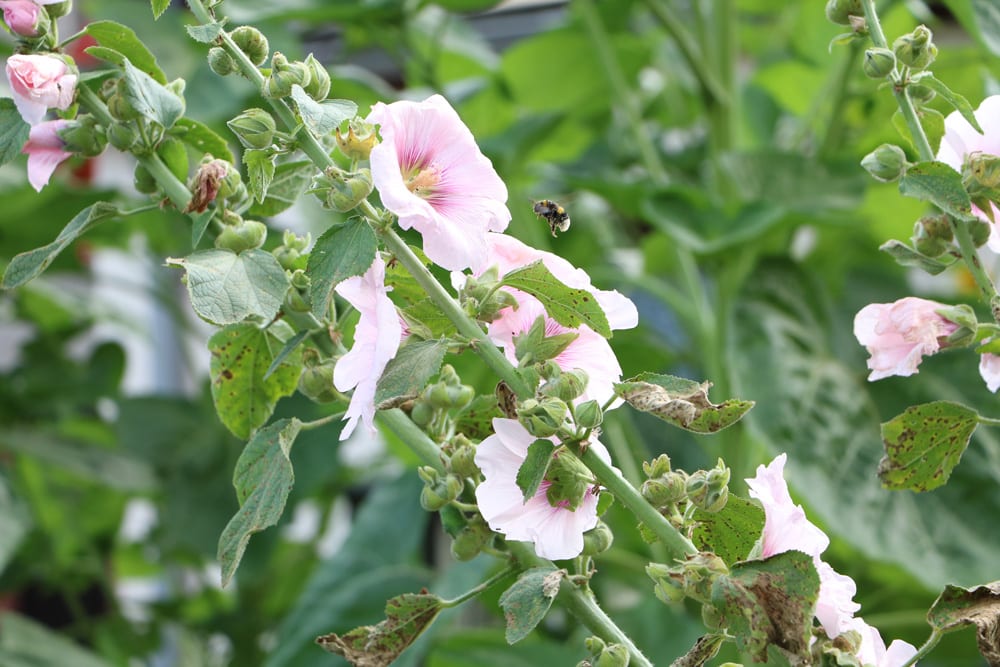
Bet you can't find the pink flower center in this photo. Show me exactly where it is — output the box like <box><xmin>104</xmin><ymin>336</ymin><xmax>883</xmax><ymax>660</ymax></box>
<box><xmin>403</xmin><ymin>164</ymin><xmax>440</xmax><ymax>197</ymax></box>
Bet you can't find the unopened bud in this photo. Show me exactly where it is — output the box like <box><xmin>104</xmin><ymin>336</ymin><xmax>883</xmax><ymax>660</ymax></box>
<box><xmin>581</xmin><ymin>520</ymin><xmax>613</xmax><ymax>556</ymax></box>
<box><xmin>642</xmin><ymin>454</ymin><xmax>672</xmax><ymax>478</ymax></box>
<box><xmin>214</xmin><ymin>219</ymin><xmax>267</xmax><ymax>254</ymax></box>
<box><xmin>686</xmin><ymin>469</ymin><xmax>728</xmax><ymax>513</ymax></box>
<box><xmin>824</xmin><ymin>0</ymin><xmax>862</xmax><ymax>25</ymax></box>
<box><xmin>208</xmin><ymin>46</ymin><xmax>236</xmax><ymax>76</ymax></box>
<box><xmin>133</xmin><ymin>163</ymin><xmax>157</xmax><ymax>194</ymax></box>
<box><xmin>908</xmin><ymin>83</ymin><xmax>935</xmax><ymax>105</ymax></box>
<box><xmin>544</xmin><ymin>451</ymin><xmax>592</xmax><ymax>511</ymax></box>
<box><xmin>595</xmin><ymin>644</ymin><xmax>629</xmax><ymax>667</ymax></box>
<box><xmin>107</xmin><ymin>92</ymin><xmax>140</xmax><ymax>121</ymax></box>
<box><xmin>107</xmin><ymin>121</ymin><xmax>139</xmax><ymax>151</ymax></box>
<box><xmin>540</xmin><ymin>368</ymin><xmax>589</xmax><ymax>402</ymax></box>
<box><xmin>264</xmin><ymin>52</ymin><xmax>311</xmax><ymax>98</ymax></box>
<box><xmin>302</xmin><ymin>53</ymin><xmax>331</xmax><ymax>101</ymax></box>
<box><xmin>518</xmin><ymin>397</ymin><xmax>569</xmax><ymax>438</ymax></box>
<box><xmin>893</xmin><ymin>25</ymin><xmax>937</xmax><ymax>70</ymax></box>
<box><xmin>44</xmin><ymin>0</ymin><xmax>71</xmax><ymax>19</ymax></box>
<box><xmin>187</xmin><ymin>157</ymin><xmax>238</xmax><ymax>213</ymax></box>
<box><xmin>575</xmin><ymin>399</ymin><xmax>603</xmax><ymax>429</ymax></box>
<box><xmin>335</xmin><ymin>119</ymin><xmax>379</xmax><ymax>160</ymax></box>
<box><xmin>969</xmin><ymin>218</ymin><xmax>992</xmax><ymax>247</ymax></box>
<box><xmin>420</xmin><ymin>472</ymin><xmax>463</xmax><ymax>511</ymax></box>
<box><xmin>912</xmin><ymin>214</ymin><xmax>952</xmax><ymax>257</ymax></box>
<box><xmin>58</xmin><ymin>115</ymin><xmax>106</xmax><ymax>157</ymax></box>
<box><xmin>646</xmin><ymin>562</ymin><xmax>685</xmax><ymax>604</ymax></box>
<box><xmin>314</xmin><ymin>168</ymin><xmax>374</xmax><ymax>212</ymax></box>
<box><xmin>450</xmin><ymin>520</ymin><xmax>491</xmax><ymax>561</ymax></box>
<box><xmin>231</xmin><ymin>25</ymin><xmax>269</xmax><ymax>66</ymax></box>
<box><xmin>861</xmin><ymin>143</ymin><xmax>907</xmax><ymax>183</ymax></box>
<box><xmin>449</xmin><ymin>439</ymin><xmax>479</xmax><ymax>479</ymax></box>
<box><xmin>228</xmin><ymin>108</ymin><xmax>276</xmax><ymax>149</ymax></box>
<box><xmin>863</xmin><ymin>48</ymin><xmax>896</xmax><ymax>79</ymax></box>
<box><xmin>298</xmin><ymin>358</ymin><xmax>338</xmax><ymax>403</ymax></box>
<box><xmin>641</xmin><ymin>471</ymin><xmax>687</xmax><ymax>508</ymax></box>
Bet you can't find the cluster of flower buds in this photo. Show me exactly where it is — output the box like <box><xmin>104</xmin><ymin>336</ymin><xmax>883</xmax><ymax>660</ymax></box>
<box><xmin>646</xmin><ymin>552</ymin><xmax>729</xmax><ymax>608</ymax></box>
<box><xmin>824</xmin><ymin>0</ymin><xmax>862</xmax><ymax>26</ymax></box>
<box><xmin>893</xmin><ymin>25</ymin><xmax>937</xmax><ymax>70</ymax></box>
<box><xmin>578</xmin><ymin>636</ymin><xmax>629</xmax><ymax>667</ymax></box>
<box><xmin>641</xmin><ymin>455</ymin><xmax>731</xmax><ymax>518</ymax></box>
<box><xmin>262</xmin><ymin>52</ymin><xmax>330</xmax><ymax>100</ymax></box>
<box><xmin>457</xmin><ymin>267</ymin><xmax>519</xmax><ymax>322</ymax></box>
<box><xmin>311</xmin><ymin>167</ymin><xmax>373</xmax><ymax>212</ymax></box>
<box><xmin>410</xmin><ymin>365</ymin><xmax>476</xmax><ymax>440</ymax></box>
<box><xmin>208</xmin><ymin>26</ymin><xmax>269</xmax><ymax>76</ymax></box>
<box><xmin>417</xmin><ymin>465</ymin><xmax>464</xmax><ymax>512</ymax></box>
<box><xmin>297</xmin><ymin>349</ymin><xmax>339</xmax><ymax>403</ymax></box>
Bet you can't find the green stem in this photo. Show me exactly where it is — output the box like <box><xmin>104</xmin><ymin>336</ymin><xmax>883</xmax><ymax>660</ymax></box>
<box><xmin>376</xmin><ymin>227</ymin><xmax>533</xmax><ymax>398</ymax></box>
<box><xmin>376</xmin><ymin>408</ymin><xmax>445</xmax><ymax>473</ymax></box>
<box><xmin>506</xmin><ymin>543</ymin><xmax>653</xmax><ymax>667</ymax></box>
<box><xmin>441</xmin><ymin>565</ymin><xmax>516</xmax><ymax>608</ymax></box>
<box><xmin>576</xmin><ymin>445</ymin><xmax>697</xmax><ymax>560</ymax></box>
<box><xmin>281</xmin><ymin>308</ymin><xmax>336</xmax><ymax>356</ymax></box>
<box><xmin>900</xmin><ymin>628</ymin><xmax>942</xmax><ymax>667</ymax></box>
<box><xmin>300</xmin><ymin>412</ymin><xmax>345</xmax><ymax>430</ymax></box>
<box><xmin>642</xmin><ymin>0</ymin><xmax>728</xmax><ymax>106</ymax></box>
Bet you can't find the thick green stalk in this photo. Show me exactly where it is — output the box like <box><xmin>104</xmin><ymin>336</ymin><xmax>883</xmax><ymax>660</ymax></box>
<box><xmin>507</xmin><ymin>543</ymin><xmax>653</xmax><ymax>667</ymax></box>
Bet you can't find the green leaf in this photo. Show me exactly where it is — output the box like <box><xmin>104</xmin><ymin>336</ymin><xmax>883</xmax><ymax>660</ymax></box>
<box><xmin>501</xmin><ymin>260</ymin><xmax>612</xmax><ymax>338</ymax></box>
<box><xmin>498</xmin><ymin>566</ymin><xmax>565</xmax><ymax>644</ymax></box>
<box><xmin>692</xmin><ymin>496</ymin><xmax>765</xmax><ymax>566</ymax></box>
<box><xmin>0</xmin><ymin>613</ymin><xmax>112</xmax><ymax>667</ymax></box>
<box><xmin>264</xmin><ymin>330</ymin><xmax>309</xmax><ymax>381</ymax></box>
<box><xmin>927</xmin><ymin>582</ymin><xmax>1000</xmax><ymax>665</ymax></box>
<box><xmin>879</xmin><ymin>239</ymin><xmax>957</xmax><ymax>275</ymax></box>
<box><xmin>671</xmin><ymin>634</ymin><xmax>725</xmax><ymax>667</ymax></box>
<box><xmin>710</xmin><ymin>551</ymin><xmax>818</xmax><ymax>663</ymax></box>
<box><xmin>0</xmin><ymin>477</ymin><xmax>30</xmax><ymax>574</ymax></box>
<box><xmin>2</xmin><ymin>202</ymin><xmax>120</xmax><ymax>289</ymax></box>
<box><xmin>290</xmin><ymin>85</ymin><xmax>357</xmax><ymax>135</ymax></box>
<box><xmin>878</xmin><ymin>401</ymin><xmax>979</xmax><ymax>492</ymax></box>
<box><xmin>454</xmin><ymin>395</ymin><xmax>504</xmax><ymax>441</ymax></box>
<box><xmin>171</xmin><ymin>116</ymin><xmax>234</xmax><ymax>163</ymax></box>
<box><xmin>248</xmin><ymin>160</ymin><xmax>314</xmax><ymax>217</ymax></box>
<box><xmin>244</xmin><ymin>148</ymin><xmax>276</xmax><ymax>203</ymax></box>
<box><xmin>917</xmin><ymin>74</ymin><xmax>984</xmax><ymax>134</ymax></box>
<box><xmin>374</xmin><ymin>339</ymin><xmax>449</xmax><ymax>409</ymax></box>
<box><xmin>515</xmin><ymin>439</ymin><xmax>555</xmax><ymax>502</ymax></box>
<box><xmin>218</xmin><ymin>418</ymin><xmax>301</xmax><ymax>587</ymax></box>
<box><xmin>208</xmin><ymin>323</ymin><xmax>303</xmax><ymax>439</ymax></box>
<box><xmin>190</xmin><ymin>209</ymin><xmax>213</xmax><ymax>247</ymax></box>
<box><xmin>0</xmin><ymin>99</ymin><xmax>29</xmax><ymax>168</ymax></box>
<box><xmin>185</xmin><ymin>20</ymin><xmax>226</xmax><ymax>43</ymax></box>
<box><xmin>306</xmin><ymin>218</ymin><xmax>378</xmax><ymax>319</ymax></box>
<box><xmin>972</xmin><ymin>0</ymin><xmax>1000</xmax><ymax>57</ymax></box>
<box><xmin>401</xmin><ymin>298</ymin><xmax>458</xmax><ymax>339</ymax></box>
<box><xmin>316</xmin><ymin>592</ymin><xmax>445</xmax><ymax>665</ymax></box>
<box><xmin>84</xmin><ymin>20</ymin><xmax>166</xmax><ymax>83</ymax></box>
<box><xmin>898</xmin><ymin>160</ymin><xmax>973</xmax><ymax>220</ymax></box>
<box><xmin>122</xmin><ymin>58</ymin><xmax>184</xmax><ymax>128</ymax></box>
<box><xmin>166</xmin><ymin>248</ymin><xmax>289</xmax><ymax>325</ymax></box>
<box><xmin>151</xmin><ymin>0</ymin><xmax>169</xmax><ymax>18</ymax></box>
<box><xmin>614</xmin><ymin>373</ymin><xmax>754</xmax><ymax>434</ymax></box>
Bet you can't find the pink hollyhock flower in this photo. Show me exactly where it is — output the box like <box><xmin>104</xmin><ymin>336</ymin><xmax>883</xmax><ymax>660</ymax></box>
<box><xmin>6</xmin><ymin>53</ymin><xmax>77</xmax><ymax>125</ymax></box>
<box><xmin>938</xmin><ymin>95</ymin><xmax>1000</xmax><ymax>251</ymax></box>
<box><xmin>853</xmin><ymin>297</ymin><xmax>958</xmax><ymax>381</ymax></box>
<box><xmin>474</xmin><ymin>418</ymin><xmax>608</xmax><ymax>560</ymax></box>
<box><xmin>847</xmin><ymin>617</ymin><xmax>918</xmax><ymax>667</ymax></box>
<box><xmin>814</xmin><ymin>561</ymin><xmax>861</xmax><ymax>639</ymax></box>
<box><xmin>367</xmin><ymin>94</ymin><xmax>510</xmax><ymax>272</ymax></box>
<box><xmin>980</xmin><ymin>353</ymin><xmax>1000</xmax><ymax>392</ymax></box>
<box><xmin>22</xmin><ymin>118</ymin><xmax>71</xmax><ymax>191</ymax></box>
<box><xmin>333</xmin><ymin>255</ymin><xmax>401</xmax><ymax>440</ymax></box>
<box><xmin>488</xmin><ymin>294</ymin><xmax>623</xmax><ymax>406</ymax></box>
<box><xmin>0</xmin><ymin>0</ymin><xmax>41</xmax><ymax>37</ymax></box>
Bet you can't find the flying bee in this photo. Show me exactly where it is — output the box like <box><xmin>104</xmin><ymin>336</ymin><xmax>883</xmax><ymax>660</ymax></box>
<box><xmin>532</xmin><ymin>199</ymin><xmax>571</xmax><ymax>237</ymax></box>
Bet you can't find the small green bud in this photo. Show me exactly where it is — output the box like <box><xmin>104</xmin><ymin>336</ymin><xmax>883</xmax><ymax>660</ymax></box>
<box><xmin>863</xmin><ymin>48</ymin><xmax>896</xmax><ymax>79</ymax></box>
<box><xmin>545</xmin><ymin>451</ymin><xmax>592</xmax><ymax>511</ymax></box>
<box><xmin>214</xmin><ymin>219</ymin><xmax>267</xmax><ymax>254</ymax></box>
<box><xmin>264</xmin><ymin>52</ymin><xmax>311</xmax><ymax>98</ymax></box>
<box><xmin>969</xmin><ymin>218</ymin><xmax>992</xmax><ymax>247</ymax></box>
<box><xmin>908</xmin><ymin>83</ymin><xmax>935</xmax><ymax>105</ymax></box>
<box><xmin>860</xmin><ymin>143</ymin><xmax>907</xmax><ymax>183</ymax></box>
<box><xmin>450</xmin><ymin>523</ymin><xmax>488</xmax><ymax>561</ymax></box>
<box><xmin>642</xmin><ymin>454</ymin><xmax>672</xmax><ymax>478</ymax></box>
<box><xmin>166</xmin><ymin>78</ymin><xmax>186</xmax><ymax>100</ymax></box>
<box><xmin>44</xmin><ymin>0</ymin><xmax>72</xmax><ymax>19</ymax></box>
<box><xmin>824</xmin><ymin>0</ymin><xmax>862</xmax><ymax>25</ymax></box>
<box><xmin>540</xmin><ymin>369</ymin><xmax>589</xmax><ymax>402</ymax></box>
<box><xmin>518</xmin><ymin>397</ymin><xmax>569</xmax><ymax>438</ymax></box>
<box><xmin>335</xmin><ymin>119</ymin><xmax>379</xmax><ymax>160</ymax></box>
<box><xmin>298</xmin><ymin>358</ymin><xmax>338</xmax><ymax>403</ymax></box>
<box><xmin>575</xmin><ymin>399</ymin><xmax>603</xmax><ymax>429</ymax></box>
<box><xmin>228</xmin><ymin>108</ymin><xmax>277</xmax><ymax>149</ymax></box>
<box><xmin>302</xmin><ymin>53</ymin><xmax>331</xmax><ymax>101</ymax></box>
<box><xmin>58</xmin><ymin>116</ymin><xmax>106</xmax><ymax>157</ymax></box>
<box><xmin>641</xmin><ymin>471</ymin><xmax>688</xmax><ymax>508</ymax></box>
<box><xmin>682</xmin><ymin>552</ymin><xmax>728</xmax><ymax>603</ymax></box>
<box><xmin>208</xmin><ymin>46</ymin><xmax>236</xmax><ymax>76</ymax></box>
<box><xmin>315</xmin><ymin>168</ymin><xmax>374</xmax><ymax>212</ymax></box>
<box><xmin>107</xmin><ymin>92</ymin><xmax>140</xmax><ymax>121</ymax></box>
<box><xmin>687</xmin><ymin>464</ymin><xmax>729</xmax><ymax>513</ymax></box>
<box><xmin>410</xmin><ymin>400</ymin><xmax>434</xmax><ymax>427</ymax></box>
<box><xmin>595</xmin><ymin>644</ymin><xmax>629</xmax><ymax>667</ymax></box>
<box><xmin>133</xmin><ymin>163</ymin><xmax>157</xmax><ymax>194</ymax></box>
<box><xmin>449</xmin><ymin>439</ymin><xmax>479</xmax><ymax>479</ymax></box>
<box><xmin>289</xmin><ymin>269</ymin><xmax>310</xmax><ymax>291</ymax></box>
<box><xmin>893</xmin><ymin>25</ymin><xmax>937</xmax><ymax>70</ymax></box>
<box><xmin>107</xmin><ymin>121</ymin><xmax>139</xmax><ymax>151</ymax></box>
<box><xmin>231</xmin><ymin>26</ymin><xmax>269</xmax><ymax>66</ymax></box>
<box><xmin>584</xmin><ymin>637</ymin><xmax>607</xmax><ymax>655</ymax></box>
<box><xmin>420</xmin><ymin>473</ymin><xmax>462</xmax><ymax>511</ymax></box>
<box><xmin>581</xmin><ymin>520</ymin><xmax>613</xmax><ymax>556</ymax></box>
<box><xmin>646</xmin><ymin>562</ymin><xmax>686</xmax><ymax>604</ymax></box>
<box><xmin>912</xmin><ymin>214</ymin><xmax>952</xmax><ymax>257</ymax></box>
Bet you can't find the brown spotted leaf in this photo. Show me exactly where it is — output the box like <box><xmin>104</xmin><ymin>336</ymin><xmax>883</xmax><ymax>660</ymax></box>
<box><xmin>927</xmin><ymin>582</ymin><xmax>1000</xmax><ymax>666</ymax></box>
<box><xmin>615</xmin><ymin>373</ymin><xmax>754</xmax><ymax>434</ymax></box>
<box><xmin>498</xmin><ymin>566</ymin><xmax>565</xmax><ymax>644</ymax></box>
<box><xmin>710</xmin><ymin>551</ymin><xmax>819</xmax><ymax>663</ymax></box>
<box><xmin>878</xmin><ymin>401</ymin><xmax>979</xmax><ymax>492</ymax></box>
<box><xmin>316</xmin><ymin>590</ymin><xmax>444</xmax><ymax>667</ymax></box>
<box><xmin>501</xmin><ymin>260</ymin><xmax>612</xmax><ymax>338</ymax></box>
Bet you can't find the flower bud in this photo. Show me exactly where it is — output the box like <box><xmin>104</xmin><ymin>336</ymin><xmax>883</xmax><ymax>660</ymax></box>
<box><xmin>107</xmin><ymin>92</ymin><xmax>140</xmax><ymax>121</ymax></box>
<box><xmin>208</xmin><ymin>46</ymin><xmax>236</xmax><ymax>76</ymax></box>
<box><xmin>133</xmin><ymin>163</ymin><xmax>157</xmax><ymax>194</ymax></box>
<box><xmin>302</xmin><ymin>53</ymin><xmax>331</xmax><ymax>101</ymax></box>
<box><xmin>335</xmin><ymin>120</ymin><xmax>379</xmax><ymax>160</ymax></box>
<box><xmin>893</xmin><ymin>25</ymin><xmax>937</xmax><ymax>70</ymax></box>
<box><xmin>315</xmin><ymin>168</ymin><xmax>374</xmax><ymax>212</ymax></box>
<box><xmin>682</xmin><ymin>552</ymin><xmax>729</xmax><ymax>603</ymax></box>
<box><xmin>544</xmin><ymin>451</ymin><xmax>592</xmax><ymax>511</ymax></box>
<box><xmin>58</xmin><ymin>115</ymin><xmax>106</xmax><ymax>157</ymax></box>
<box><xmin>686</xmin><ymin>466</ymin><xmax>729</xmax><ymax>513</ymax></box>
<box><xmin>107</xmin><ymin>121</ymin><xmax>139</xmax><ymax>151</ymax></box>
<box><xmin>908</xmin><ymin>83</ymin><xmax>935</xmax><ymax>105</ymax></box>
<box><xmin>863</xmin><ymin>48</ymin><xmax>896</xmax><ymax>79</ymax></box>
<box><xmin>518</xmin><ymin>397</ymin><xmax>569</xmax><ymax>438</ymax></box>
<box><xmin>646</xmin><ymin>562</ymin><xmax>686</xmax><ymax>604</ymax></box>
<box><xmin>824</xmin><ymin>0</ymin><xmax>862</xmax><ymax>25</ymax></box>
<box><xmin>1</xmin><ymin>0</ymin><xmax>46</xmax><ymax>37</ymax></box>
<box><xmin>969</xmin><ymin>218</ymin><xmax>992</xmax><ymax>247</ymax></box>
<box><xmin>44</xmin><ymin>0</ymin><xmax>71</xmax><ymax>19</ymax></box>
<box><xmin>641</xmin><ymin>470</ymin><xmax>687</xmax><ymax>508</ymax></box>
<box><xmin>450</xmin><ymin>521</ymin><xmax>490</xmax><ymax>561</ymax></box>
<box><xmin>937</xmin><ymin>303</ymin><xmax>978</xmax><ymax>347</ymax></box>
<box><xmin>642</xmin><ymin>454</ymin><xmax>672</xmax><ymax>478</ymax></box>
<box><xmin>575</xmin><ymin>399</ymin><xmax>603</xmax><ymax>429</ymax></box>
<box><xmin>448</xmin><ymin>437</ymin><xmax>479</xmax><ymax>479</ymax></box>
<box><xmin>912</xmin><ymin>214</ymin><xmax>952</xmax><ymax>257</ymax></box>
<box><xmin>540</xmin><ymin>368</ymin><xmax>589</xmax><ymax>402</ymax></box>
<box><xmin>410</xmin><ymin>400</ymin><xmax>434</xmax><ymax>427</ymax></box>
<box><xmin>594</xmin><ymin>644</ymin><xmax>628</xmax><ymax>667</ymax></box>
<box><xmin>420</xmin><ymin>472</ymin><xmax>463</xmax><ymax>511</ymax></box>
<box><xmin>230</xmin><ymin>25</ymin><xmax>269</xmax><ymax>66</ymax></box>
<box><xmin>186</xmin><ymin>157</ymin><xmax>232</xmax><ymax>213</ymax></box>
<box><xmin>214</xmin><ymin>219</ymin><xmax>267</xmax><ymax>254</ymax></box>
<box><xmin>228</xmin><ymin>108</ymin><xmax>277</xmax><ymax>149</ymax></box>
<box><xmin>584</xmin><ymin>637</ymin><xmax>607</xmax><ymax>655</ymax></box>
<box><xmin>861</xmin><ymin>143</ymin><xmax>907</xmax><ymax>183</ymax></box>
<box><xmin>264</xmin><ymin>52</ymin><xmax>311</xmax><ymax>99</ymax></box>
<box><xmin>298</xmin><ymin>358</ymin><xmax>338</xmax><ymax>403</ymax></box>
<box><xmin>581</xmin><ymin>520</ymin><xmax>613</xmax><ymax>556</ymax></box>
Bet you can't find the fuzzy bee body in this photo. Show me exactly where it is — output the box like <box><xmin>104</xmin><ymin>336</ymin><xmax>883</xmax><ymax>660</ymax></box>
<box><xmin>532</xmin><ymin>199</ymin><xmax>571</xmax><ymax>237</ymax></box>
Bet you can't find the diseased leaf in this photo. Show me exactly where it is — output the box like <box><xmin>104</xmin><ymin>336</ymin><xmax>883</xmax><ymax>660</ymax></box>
<box><xmin>248</xmin><ymin>160</ymin><xmax>314</xmax><ymax>217</ymax></box>
<box><xmin>501</xmin><ymin>260</ymin><xmax>611</xmax><ymax>338</ymax></box>
<box><xmin>208</xmin><ymin>323</ymin><xmax>303</xmax><ymax>439</ymax></box>
<box><xmin>899</xmin><ymin>161</ymin><xmax>972</xmax><ymax>220</ymax></box>
<box><xmin>316</xmin><ymin>591</ymin><xmax>445</xmax><ymax>667</ymax></box>
<box><xmin>615</xmin><ymin>373</ymin><xmax>753</xmax><ymax>434</ymax></box>
<box><xmin>515</xmin><ymin>439</ymin><xmax>555</xmax><ymax>502</ymax></box>
<box><xmin>401</xmin><ymin>298</ymin><xmax>458</xmax><ymax>339</ymax></box>
<box><xmin>670</xmin><ymin>634</ymin><xmax>725</xmax><ymax>667</ymax></box>
<box><xmin>166</xmin><ymin>248</ymin><xmax>289</xmax><ymax>325</ymax></box>
<box><xmin>498</xmin><ymin>566</ymin><xmax>565</xmax><ymax>644</ymax></box>
<box><xmin>85</xmin><ymin>20</ymin><xmax>166</xmax><ymax>82</ymax></box>
<box><xmin>374</xmin><ymin>339</ymin><xmax>449</xmax><ymax>409</ymax></box>
<box><xmin>879</xmin><ymin>401</ymin><xmax>979</xmax><ymax>492</ymax></box>
<box><xmin>2</xmin><ymin>202</ymin><xmax>120</xmax><ymax>289</ymax></box>
<box><xmin>692</xmin><ymin>496</ymin><xmax>765</xmax><ymax>566</ymax></box>
<box><xmin>291</xmin><ymin>85</ymin><xmax>357</xmax><ymax>135</ymax></box>
<box><xmin>306</xmin><ymin>219</ymin><xmax>378</xmax><ymax>319</ymax></box>
<box><xmin>927</xmin><ymin>581</ymin><xmax>1000</xmax><ymax>665</ymax></box>
<box><xmin>218</xmin><ymin>418</ymin><xmax>302</xmax><ymax>586</ymax></box>
<box><xmin>121</xmin><ymin>59</ymin><xmax>184</xmax><ymax>128</ymax></box>
<box><xmin>0</xmin><ymin>98</ymin><xmax>29</xmax><ymax>168</ymax></box>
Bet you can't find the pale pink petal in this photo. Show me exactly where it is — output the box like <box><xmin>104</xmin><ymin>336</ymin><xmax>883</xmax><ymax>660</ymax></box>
<box><xmin>0</xmin><ymin>0</ymin><xmax>41</xmax><ymax>37</ymax></box>
<box><xmin>846</xmin><ymin>617</ymin><xmax>918</xmax><ymax>667</ymax></box>
<box><xmin>6</xmin><ymin>54</ymin><xmax>77</xmax><ymax>125</ymax></box>
<box><xmin>853</xmin><ymin>297</ymin><xmax>958</xmax><ymax>381</ymax></box>
<box><xmin>22</xmin><ymin>119</ymin><xmax>71</xmax><ymax>191</ymax></box>
<box><xmin>746</xmin><ymin>454</ymin><xmax>829</xmax><ymax>559</ymax></box>
<box><xmin>980</xmin><ymin>353</ymin><xmax>1000</xmax><ymax>392</ymax></box>
<box><xmin>333</xmin><ymin>255</ymin><xmax>401</xmax><ymax>440</ymax></box>
<box><xmin>881</xmin><ymin>639</ymin><xmax>919</xmax><ymax>667</ymax></box>
<box><xmin>815</xmin><ymin>561</ymin><xmax>861</xmax><ymax>639</ymax></box>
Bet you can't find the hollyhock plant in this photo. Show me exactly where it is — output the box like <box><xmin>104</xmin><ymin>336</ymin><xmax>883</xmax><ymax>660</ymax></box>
<box><xmin>853</xmin><ymin>297</ymin><xmax>959</xmax><ymax>381</ymax></box>
<box><xmin>22</xmin><ymin>118</ymin><xmax>71</xmax><ymax>191</ymax></box>
<box><xmin>474</xmin><ymin>418</ymin><xmax>608</xmax><ymax>560</ymax></box>
<box><xmin>938</xmin><ymin>95</ymin><xmax>1000</xmax><ymax>250</ymax></box>
<box><xmin>367</xmin><ymin>94</ymin><xmax>511</xmax><ymax>272</ymax></box>
<box><xmin>6</xmin><ymin>53</ymin><xmax>77</xmax><ymax>125</ymax></box>
<box><xmin>333</xmin><ymin>255</ymin><xmax>401</xmax><ymax>440</ymax></box>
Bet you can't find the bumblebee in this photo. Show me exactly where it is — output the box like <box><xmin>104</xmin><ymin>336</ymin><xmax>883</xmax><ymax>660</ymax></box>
<box><xmin>533</xmin><ymin>199</ymin><xmax>571</xmax><ymax>237</ymax></box>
